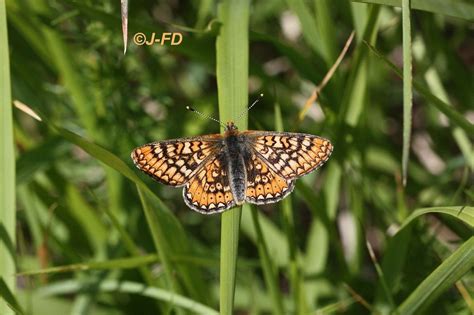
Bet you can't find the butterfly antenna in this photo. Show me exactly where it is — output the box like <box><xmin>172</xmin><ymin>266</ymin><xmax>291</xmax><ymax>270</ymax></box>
<box><xmin>238</xmin><ymin>93</ymin><xmax>264</xmax><ymax>120</ymax></box>
<box><xmin>186</xmin><ymin>106</ymin><xmax>227</xmax><ymax>129</ymax></box>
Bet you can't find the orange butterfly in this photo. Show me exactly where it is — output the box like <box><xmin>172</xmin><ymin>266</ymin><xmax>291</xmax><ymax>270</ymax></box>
<box><xmin>131</xmin><ymin>121</ymin><xmax>333</xmax><ymax>214</ymax></box>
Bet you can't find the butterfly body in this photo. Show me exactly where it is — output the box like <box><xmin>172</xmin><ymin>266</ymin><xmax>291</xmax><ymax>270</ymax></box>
<box><xmin>132</xmin><ymin>121</ymin><xmax>333</xmax><ymax>214</ymax></box>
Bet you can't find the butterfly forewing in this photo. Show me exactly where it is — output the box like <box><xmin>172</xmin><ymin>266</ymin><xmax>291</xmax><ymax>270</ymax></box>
<box><xmin>183</xmin><ymin>154</ymin><xmax>235</xmax><ymax>214</ymax></box>
<box><xmin>243</xmin><ymin>131</ymin><xmax>333</xmax><ymax>180</ymax></box>
<box><xmin>131</xmin><ymin>135</ymin><xmax>223</xmax><ymax>186</ymax></box>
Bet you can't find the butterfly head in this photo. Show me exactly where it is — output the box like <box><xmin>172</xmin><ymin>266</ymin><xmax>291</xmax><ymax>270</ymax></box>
<box><xmin>225</xmin><ymin>121</ymin><xmax>239</xmax><ymax>132</ymax></box>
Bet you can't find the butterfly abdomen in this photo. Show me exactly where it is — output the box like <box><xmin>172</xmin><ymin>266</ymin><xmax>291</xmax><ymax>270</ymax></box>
<box><xmin>224</xmin><ymin>134</ymin><xmax>247</xmax><ymax>204</ymax></box>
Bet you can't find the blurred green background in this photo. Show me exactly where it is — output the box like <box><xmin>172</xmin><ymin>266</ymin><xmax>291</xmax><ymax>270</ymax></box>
<box><xmin>1</xmin><ymin>0</ymin><xmax>473</xmax><ymax>314</ymax></box>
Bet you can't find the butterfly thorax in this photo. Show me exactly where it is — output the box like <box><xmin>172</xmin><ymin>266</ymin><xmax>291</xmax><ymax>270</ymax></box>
<box><xmin>223</xmin><ymin>127</ymin><xmax>249</xmax><ymax>205</ymax></box>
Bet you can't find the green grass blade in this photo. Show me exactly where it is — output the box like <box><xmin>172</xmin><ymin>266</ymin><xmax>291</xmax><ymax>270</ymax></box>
<box><xmin>275</xmin><ymin>102</ymin><xmax>307</xmax><ymax>313</ymax></box>
<box><xmin>250</xmin><ymin>206</ymin><xmax>285</xmax><ymax>315</ymax></box>
<box><xmin>240</xmin><ymin>210</ymin><xmax>289</xmax><ymax>267</ymax></box>
<box><xmin>216</xmin><ymin>0</ymin><xmax>249</xmax><ymax>313</ymax></box>
<box><xmin>313</xmin><ymin>0</ymin><xmax>337</xmax><ymax>63</ymax></box>
<box><xmin>137</xmin><ymin>186</ymin><xmax>209</xmax><ymax>305</ymax></box>
<box><xmin>401</xmin><ymin>0</ymin><xmax>413</xmax><ymax>186</ymax></box>
<box><xmin>0</xmin><ymin>278</ymin><xmax>24</xmax><ymax>315</ymax></box>
<box><xmin>365</xmin><ymin>42</ymin><xmax>474</xmax><ymax>135</ymax></box>
<box><xmin>137</xmin><ymin>186</ymin><xmax>182</xmax><ymax>299</ymax></box>
<box><xmin>397</xmin><ymin>236</ymin><xmax>474</xmax><ymax>315</ymax></box>
<box><xmin>350</xmin><ymin>0</ymin><xmax>474</xmax><ymax>21</ymax></box>
<box><xmin>18</xmin><ymin>255</ymin><xmax>159</xmax><ymax>276</ymax></box>
<box><xmin>397</xmin><ymin>206</ymin><xmax>474</xmax><ymax>232</ymax></box>
<box><xmin>413</xmin><ymin>38</ymin><xmax>474</xmax><ymax>172</ymax></box>
<box><xmin>339</xmin><ymin>4</ymin><xmax>380</xmax><ymax>126</ymax></box>
<box><xmin>0</xmin><ymin>2</ymin><xmax>15</xmax><ymax>315</ymax></box>
<box><xmin>286</xmin><ymin>0</ymin><xmax>325</xmax><ymax>62</ymax></box>
<box><xmin>38</xmin><ymin>280</ymin><xmax>219</xmax><ymax>315</ymax></box>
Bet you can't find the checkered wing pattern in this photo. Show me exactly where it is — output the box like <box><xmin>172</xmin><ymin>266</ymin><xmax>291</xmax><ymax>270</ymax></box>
<box><xmin>131</xmin><ymin>136</ymin><xmax>222</xmax><ymax>187</ymax></box>
<box><xmin>182</xmin><ymin>154</ymin><xmax>235</xmax><ymax>214</ymax></box>
<box><xmin>245</xmin><ymin>152</ymin><xmax>295</xmax><ymax>204</ymax></box>
<box><xmin>244</xmin><ymin>131</ymin><xmax>333</xmax><ymax>180</ymax></box>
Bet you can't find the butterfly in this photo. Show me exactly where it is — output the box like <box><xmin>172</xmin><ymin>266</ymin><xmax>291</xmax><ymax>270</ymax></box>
<box><xmin>131</xmin><ymin>121</ymin><xmax>333</xmax><ymax>214</ymax></box>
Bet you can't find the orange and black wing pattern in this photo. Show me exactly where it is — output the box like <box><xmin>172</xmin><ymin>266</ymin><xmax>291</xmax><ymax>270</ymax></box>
<box><xmin>131</xmin><ymin>136</ymin><xmax>222</xmax><ymax>187</ymax></box>
<box><xmin>244</xmin><ymin>152</ymin><xmax>294</xmax><ymax>204</ymax></box>
<box><xmin>243</xmin><ymin>131</ymin><xmax>333</xmax><ymax>180</ymax></box>
<box><xmin>183</xmin><ymin>153</ymin><xmax>235</xmax><ymax>214</ymax></box>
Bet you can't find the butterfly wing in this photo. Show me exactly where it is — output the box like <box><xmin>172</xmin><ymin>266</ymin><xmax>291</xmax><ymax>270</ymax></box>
<box><xmin>244</xmin><ymin>151</ymin><xmax>295</xmax><ymax>204</ymax></box>
<box><xmin>131</xmin><ymin>135</ymin><xmax>223</xmax><ymax>187</ymax></box>
<box><xmin>243</xmin><ymin>131</ymin><xmax>333</xmax><ymax>180</ymax></box>
<box><xmin>183</xmin><ymin>152</ymin><xmax>236</xmax><ymax>214</ymax></box>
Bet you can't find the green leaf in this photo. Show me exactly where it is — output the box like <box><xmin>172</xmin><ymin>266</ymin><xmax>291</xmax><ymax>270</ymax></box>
<box><xmin>0</xmin><ymin>2</ymin><xmax>16</xmax><ymax>314</ymax></box>
<box><xmin>18</xmin><ymin>255</ymin><xmax>159</xmax><ymax>276</ymax></box>
<box><xmin>286</xmin><ymin>0</ymin><xmax>325</xmax><ymax>62</ymax></box>
<box><xmin>250</xmin><ymin>206</ymin><xmax>285</xmax><ymax>315</ymax></box>
<box><xmin>0</xmin><ymin>278</ymin><xmax>24</xmax><ymax>315</ymax></box>
<box><xmin>365</xmin><ymin>42</ymin><xmax>474</xmax><ymax>135</ymax></box>
<box><xmin>401</xmin><ymin>0</ymin><xmax>413</xmax><ymax>185</ymax></box>
<box><xmin>397</xmin><ymin>236</ymin><xmax>474</xmax><ymax>314</ymax></box>
<box><xmin>216</xmin><ymin>0</ymin><xmax>250</xmax><ymax>313</ymax></box>
<box><xmin>397</xmin><ymin>206</ymin><xmax>474</xmax><ymax>232</ymax></box>
<box><xmin>350</xmin><ymin>0</ymin><xmax>474</xmax><ymax>21</ymax></box>
<box><xmin>38</xmin><ymin>280</ymin><xmax>219</xmax><ymax>315</ymax></box>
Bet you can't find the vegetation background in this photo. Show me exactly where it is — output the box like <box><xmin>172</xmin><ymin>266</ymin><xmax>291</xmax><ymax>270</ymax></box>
<box><xmin>0</xmin><ymin>0</ymin><xmax>473</xmax><ymax>314</ymax></box>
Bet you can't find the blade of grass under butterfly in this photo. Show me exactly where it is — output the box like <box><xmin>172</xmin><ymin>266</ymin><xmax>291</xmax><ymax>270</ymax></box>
<box><xmin>0</xmin><ymin>2</ymin><xmax>15</xmax><ymax>315</ymax></box>
<box><xmin>216</xmin><ymin>0</ymin><xmax>249</xmax><ymax>313</ymax></box>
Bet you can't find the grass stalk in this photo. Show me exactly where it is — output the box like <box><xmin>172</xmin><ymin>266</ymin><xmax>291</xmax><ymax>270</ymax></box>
<box><xmin>0</xmin><ymin>2</ymin><xmax>15</xmax><ymax>314</ymax></box>
<box><xmin>216</xmin><ymin>0</ymin><xmax>249</xmax><ymax>313</ymax></box>
<box><xmin>401</xmin><ymin>0</ymin><xmax>413</xmax><ymax>186</ymax></box>
<box><xmin>250</xmin><ymin>206</ymin><xmax>285</xmax><ymax>315</ymax></box>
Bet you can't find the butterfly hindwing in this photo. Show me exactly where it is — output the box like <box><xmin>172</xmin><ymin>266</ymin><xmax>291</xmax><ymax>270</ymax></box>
<box><xmin>183</xmin><ymin>153</ymin><xmax>236</xmax><ymax>214</ymax></box>
<box><xmin>244</xmin><ymin>152</ymin><xmax>294</xmax><ymax>204</ymax></box>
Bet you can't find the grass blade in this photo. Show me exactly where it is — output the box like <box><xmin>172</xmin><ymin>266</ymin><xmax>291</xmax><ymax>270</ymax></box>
<box><xmin>38</xmin><ymin>280</ymin><xmax>219</xmax><ymax>315</ymax></box>
<box><xmin>0</xmin><ymin>278</ymin><xmax>24</xmax><ymax>315</ymax></box>
<box><xmin>250</xmin><ymin>206</ymin><xmax>285</xmax><ymax>315</ymax></box>
<box><xmin>397</xmin><ymin>206</ymin><xmax>474</xmax><ymax>232</ymax></box>
<box><xmin>18</xmin><ymin>255</ymin><xmax>159</xmax><ymax>276</ymax></box>
<box><xmin>350</xmin><ymin>0</ymin><xmax>474</xmax><ymax>21</ymax></box>
<box><xmin>0</xmin><ymin>2</ymin><xmax>15</xmax><ymax>315</ymax></box>
<box><xmin>365</xmin><ymin>42</ymin><xmax>474</xmax><ymax>135</ymax></box>
<box><xmin>276</xmin><ymin>103</ymin><xmax>307</xmax><ymax>313</ymax></box>
<box><xmin>286</xmin><ymin>0</ymin><xmax>325</xmax><ymax>62</ymax></box>
<box><xmin>401</xmin><ymin>0</ymin><xmax>413</xmax><ymax>186</ymax></box>
<box><xmin>216</xmin><ymin>0</ymin><xmax>249</xmax><ymax>313</ymax></box>
<box><xmin>397</xmin><ymin>236</ymin><xmax>474</xmax><ymax>315</ymax></box>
